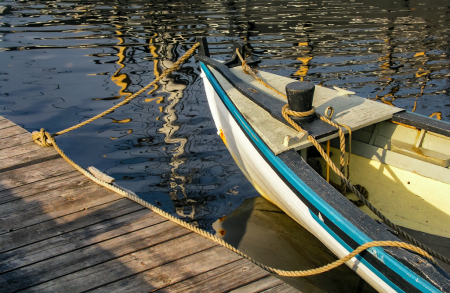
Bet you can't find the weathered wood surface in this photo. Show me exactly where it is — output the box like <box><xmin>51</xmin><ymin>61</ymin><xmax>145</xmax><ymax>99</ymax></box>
<box><xmin>0</xmin><ymin>116</ymin><xmax>298</xmax><ymax>293</ymax></box>
<box><xmin>199</xmin><ymin>57</ymin><xmax>403</xmax><ymax>154</ymax></box>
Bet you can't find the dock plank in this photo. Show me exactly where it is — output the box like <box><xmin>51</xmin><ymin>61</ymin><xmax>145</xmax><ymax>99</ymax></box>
<box><xmin>0</xmin><ymin>198</ymin><xmax>143</xmax><ymax>253</ymax></box>
<box><xmin>0</xmin><ymin>132</ymin><xmax>33</xmax><ymax>150</ymax></box>
<box><xmin>0</xmin><ymin>119</ymin><xmax>17</xmax><ymax>129</ymax></box>
<box><xmin>0</xmin><ymin>175</ymin><xmax>123</xmax><ymax>234</ymax></box>
<box><xmin>0</xmin><ymin>171</ymin><xmax>80</xmax><ymax>204</ymax></box>
<box><xmin>152</xmin><ymin>260</ymin><xmax>286</xmax><ymax>293</ymax></box>
<box><xmin>261</xmin><ymin>284</ymin><xmax>301</xmax><ymax>293</ymax></box>
<box><xmin>0</xmin><ymin>142</ymin><xmax>59</xmax><ymax>171</ymax></box>
<box><xmin>150</xmin><ymin>260</ymin><xmax>254</xmax><ymax>292</ymax></box>
<box><xmin>0</xmin><ymin>116</ymin><xmax>296</xmax><ymax>292</ymax></box>
<box><xmin>230</xmin><ymin>277</ymin><xmax>292</xmax><ymax>293</ymax></box>
<box><xmin>0</xmin><ymin>158</ymin><xmax>75</xmax><ymax>192</ymax></box>
<box><xmin>0</xmin><ymin>207</ymin><xmax>154</xmax><ymax>271</ymax></box>
<box><xmin>0</xmin><ymin>221</ymin><xmax>190</xmax><ymax>292</ymax></box>
<box><xmin>0</xmin><ymin>141</ymin><xmax>49</xmax><ymax>160</ymax></box>
<box><xmin>0</xmin><ymin>124</ymin><xmax>28</xmax><ymax>138</ymax></box>
<box><xmin>89</xmin><ymin>247</ymin><xmax>253</xmax><ymax>293</ymax></box>
<box><xmin>25</xmin><ymin>233</ymin><xmax>218</xmax><ymax>293</ymax></box>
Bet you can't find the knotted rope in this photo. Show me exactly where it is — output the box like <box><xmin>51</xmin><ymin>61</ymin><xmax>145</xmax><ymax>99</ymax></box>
<box><xmin>31</xmin><ymin>128</ymin><xmax>53</xmax><ymax>147</ymax></box>
<box><xmin>31</xmin><ymin>42</ymin><xmax>449</xmax><ymax>279</ymax></box>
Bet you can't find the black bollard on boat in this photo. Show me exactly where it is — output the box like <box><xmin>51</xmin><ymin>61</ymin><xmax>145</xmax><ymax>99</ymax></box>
<box><xmin>285</xmin><ymin>81</ymin><xmax>315</xmax><ymax>125</ymax></box>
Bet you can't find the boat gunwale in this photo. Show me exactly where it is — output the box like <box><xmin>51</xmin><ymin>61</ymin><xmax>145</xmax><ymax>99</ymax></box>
<box><xmin>197</xmin><ymin>55</ymin><xmax>450</xmax><ymax>292</ymax></box>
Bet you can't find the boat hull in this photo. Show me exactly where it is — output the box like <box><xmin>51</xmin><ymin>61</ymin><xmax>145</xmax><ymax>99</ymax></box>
<box><xmin>198</xmin><ymin>56</ymin><xmax>449</xmax><ymax>292</ymax></box>
<box><xmin>200</xmin><ymin>67</ymin><xmax>399</xmax><ymax>292</ymax></box>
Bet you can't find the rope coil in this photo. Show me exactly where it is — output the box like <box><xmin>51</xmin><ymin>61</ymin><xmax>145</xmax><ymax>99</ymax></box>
<box><xmin>282</xmin><ymin>105</ymin><xmax>316</xmax><ymax>117</ymax></box>
<box><xmin>31</xmin><ymin>42</ymin><xmax>449</xmax><ymax>279</ymax></box>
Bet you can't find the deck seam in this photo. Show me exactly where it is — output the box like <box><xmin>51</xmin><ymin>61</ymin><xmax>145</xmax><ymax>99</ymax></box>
<box><xmin>0</xmin><ymin>196</ymin><xmax>125</xmax><ymax>236</ymax></box>
<box><xmin>0</xmin><ymin>171</ymin><xmax>81</xmax><ymax>205</ymax></box>
<box><xmin>0</xmin><ymin>203</ymin><xmax>148</xmax><ymax>256</ymax></box>
<box><xmin>0</xmin><ymin>123</ymin><xmax>26</xmax><ymax>129</ymax></box>
<box><xmin>6</xmin><ymin>231</ymin><xmax>195</xmax><ymax>291</ymax></box>
<box><xmin>0</xmin><ymin>130</ymin><xmax>30</xmax><ymax>144</ymax></box>
<box><xmin>0</xmin><ymin>218</ymin><xmax>175</xmax><ymax>275</ymax></box>
<box><xmin>150</xmin><ymin>258</ymin><xmax>246</xmax><ymax>292</ymax></box>
<box><xmin>0</xmin><ymin>153</ymin><xmax>62</xmax><ymax>174</ymax></box>
<box><xmin>0</xmin><ymin>166</ymin><xmax>77</xmax><ymax>193</ymax></box>
<box><xmin>226</xmin><ymin>275</ymin><xmax>280</xmax><ymax>292</ymax></box>
<box><xmin>80</xmin><ymin>244</ymin><xmax>222</xmax><ymax>293</ymax></box>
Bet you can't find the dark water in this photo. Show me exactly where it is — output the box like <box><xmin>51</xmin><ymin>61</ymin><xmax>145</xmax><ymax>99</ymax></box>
<box><xmin>1</xmin><ymin>0</ymin><xmax>449</xmax><ymax>291</ymax></box>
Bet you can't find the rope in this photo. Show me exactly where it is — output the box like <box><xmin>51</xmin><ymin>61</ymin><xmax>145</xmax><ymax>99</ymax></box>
<box><xmin>53</xmin><ymin>43</ymin><xmax>200</xmax><ymax>137</ymax></box>
<box><xmin>339</xmin><ymin>123</ymin><xmax>352</xmax><ymax>179</ymax></box>
<box><xmin>323</xmin><ymin>106</ymin><xmax>351</xmax><ymax>179</ymax></box>
<box><xmin>235</xmin><ymin>49</ymin><xmax>287</xmax><ymax>97</ymax></box>
<box><xmin>30</xmin><ymin>42</ymin><xmax>448</xmax><ymax>278</ymax></box>
<box><xmin>240</xmin><ymin>54</ymin><xmax>450</xmax><ymax>265</ymax></box>
<box><xmin>32</xmin><ymin>128</ymin><xmax>54</xmax><ymax>147</ymax></box>
<box><xmin>36</xmin><ymin>132</ymin><xmax>436</xmax><ymax>277</ymax></box>
<box><xmin>282</xmin><ymin>105</ymin><xmax>316</xmax><ymax>117</ymax></box>
<box><xmin>321</xmin><ymin>107</ymin><xmax>346</xmax><ymax>194</ymax></box>
<box><xmin>282</xmin><ymin>95</ymin><xmax>450</xmax><ymax>266</ymax></box>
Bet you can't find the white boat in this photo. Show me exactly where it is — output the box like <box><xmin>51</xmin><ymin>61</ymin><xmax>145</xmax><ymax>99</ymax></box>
<box><xmin>195</xmin><ymin>38</ymin><xmax>450</xmax><ymax>292</ymax></box>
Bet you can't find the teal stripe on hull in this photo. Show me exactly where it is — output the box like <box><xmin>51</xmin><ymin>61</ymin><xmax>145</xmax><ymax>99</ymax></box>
<box><xmin>200</xmin><ymin>61</ymin><xmax>440</xmax><ymax>293</ymax></box>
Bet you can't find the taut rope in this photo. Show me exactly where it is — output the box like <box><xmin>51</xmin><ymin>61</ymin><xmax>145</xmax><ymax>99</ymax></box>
<box><xmin>31</xmin><ymin>43</ymin><xmax>447</xmax><ymax>280</ymax></box>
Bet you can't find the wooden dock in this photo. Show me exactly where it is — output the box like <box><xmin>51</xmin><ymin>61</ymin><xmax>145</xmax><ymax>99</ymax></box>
<box><xmin>0</xmin><ymin>116</ymin><xmax>297</xmax><ymax>292</ymax></box>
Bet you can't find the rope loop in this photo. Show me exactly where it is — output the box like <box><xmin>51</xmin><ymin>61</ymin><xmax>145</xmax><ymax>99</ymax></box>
<box><xmin>325</xmin><ymin>106</ymin><xmax>334</xmax><ymax>120</ymax></box>
<box><xmin>283</xmin><ymin>105</ymin><xmax>316</xmax><ymax>117</ymax></box>
<box><xmin>32</xmin><ymin>128</ymin><xmax>53</xmax><ymax>147</ymax></box>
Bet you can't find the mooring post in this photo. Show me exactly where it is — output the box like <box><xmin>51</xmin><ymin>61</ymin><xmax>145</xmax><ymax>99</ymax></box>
<box><xmin>285</xmin><ymin>81</ymin><xmax>315</xmax><ymax>125</ymax></box>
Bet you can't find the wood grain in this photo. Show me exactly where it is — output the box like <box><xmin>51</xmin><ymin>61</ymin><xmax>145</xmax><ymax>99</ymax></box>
<box><xmin>0</xmin><ymin>116</ymin><xmax>295</xmax><ymax>292</ymax></box>
<box><xmin>0</xmin><ymin>119</ymin><xmax>20</xmax><ymax>130</ymax></box>
<box><xmin>0</xmin><ymin>208</ymin><xmax>156</xmax><ymax>270</ymax></box>
<box><xmin>0</xmin><ymin>171</ymin><xmax>80</xmax><ymax>204</ymax></box>
<box><xmin>0</xmin><ymin>142</ymin><xmax>59</xmax><ymax>170</ymax></box>
<box><xmin>0</xmin><ymin>157</ymin><xmax>79</xmax><ymax>192</ymax></box>
<box><xmin>0</xmin><ymin>198</ymin><xmax>143</xmax><ymax>253</ymax></box>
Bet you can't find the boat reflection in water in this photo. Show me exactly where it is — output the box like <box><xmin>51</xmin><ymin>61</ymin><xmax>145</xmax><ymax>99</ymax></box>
<box><xmin>213</xmin><ymin>197</ymin><xmax>378</xmax><ymax>293</ymax></box>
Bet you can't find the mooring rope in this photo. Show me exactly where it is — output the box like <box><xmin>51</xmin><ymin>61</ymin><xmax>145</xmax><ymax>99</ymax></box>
<box><xmin>31</xmin><ymin>42</ymin><xmax>448</xmax><ymax>279</ymax></box>
<box><xmin>55</xmin><ymin>43</ymin><xmax>200</xmax><ymax>137</ymax></box>
<box><xmin>34</xmin><ymin>129</ymin><xmax>436</xmax><ymax>277</ymax></box>
<box><xmin>237</xmin><ymin>48</ymin><xmax>450</xmax><ymax>266</ymax></box>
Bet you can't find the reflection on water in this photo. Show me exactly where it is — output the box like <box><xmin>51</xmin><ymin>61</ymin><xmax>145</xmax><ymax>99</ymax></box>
<box><xmin>1</xmin><ymin>0</ymin><xmax>449</xmax><ymax>291</ymax></box>
<box><xmin>213</xmin><ymin>197</ymin><xmax>378</xmax><ymax>293</ymax></box>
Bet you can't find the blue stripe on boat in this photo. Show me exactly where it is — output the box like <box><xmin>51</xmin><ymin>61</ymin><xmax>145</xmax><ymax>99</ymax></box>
<box><xmin>200</xmin><ymin>61</ymin><xmax>441</xmax><ymax>293</ymax></box>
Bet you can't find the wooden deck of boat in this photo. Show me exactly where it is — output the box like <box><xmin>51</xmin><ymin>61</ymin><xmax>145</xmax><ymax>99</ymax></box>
<box><xmin>0</xmin><ymin>116</ymin><xmax>297</xmax><ymax>293</ymax></box>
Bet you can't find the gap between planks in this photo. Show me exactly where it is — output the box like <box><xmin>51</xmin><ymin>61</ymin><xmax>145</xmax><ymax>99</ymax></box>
<box><xmin>0</xmin><ymin>116</ymin><xmax>298</xmax><ymax>293</ymax></box>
